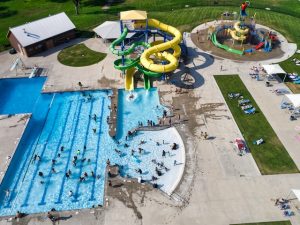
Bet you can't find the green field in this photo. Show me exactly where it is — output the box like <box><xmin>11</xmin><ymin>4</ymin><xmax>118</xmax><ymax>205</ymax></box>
<box><xmin>57</xmin><ymin>44</ymin><xmax>106</xmax><ymax>67</ymax></box>
<box><xmin>280</xmin><ymin>54</ymin><xmax>300</xmax><ymax>75</ymax></box>
<box><xmin>214</xmin><ymin>75</ymin><xmax>298</xmax><ymax>175</ymax></box>
<box><xmin>231</xmin><ymin>221</ymin><xmax>292</xmax><ymax>225</ymax></box>
<box><xmin>1</xmin><ymin>0</ymin><xmax>300</xmax><ymax>51</ymax></box>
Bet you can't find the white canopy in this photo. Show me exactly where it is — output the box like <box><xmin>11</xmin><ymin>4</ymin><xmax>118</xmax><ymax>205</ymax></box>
<box><xmin>292</xmin><ymin>189</ymin><xmax>300</xmax><ymax>201</ymax></box>
<box><xmin>284</xmin><ymin>94</ymin><xmax>300</xmax><ymax>108</ymax></box>
<box><xmin>93</xmin><ymin>21</ymin><xmax>134</xmax><ymax>40</ymax></box>
<box><xmin>262</xmin><ymin>64</ymin><xmax>286</xmax><ymax>74</ymax></box>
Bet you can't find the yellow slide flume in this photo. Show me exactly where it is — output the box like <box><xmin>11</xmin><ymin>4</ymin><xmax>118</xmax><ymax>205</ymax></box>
<box><xmin>140</xmin><ymin>19</ymin><xmax>182</xmax><ymax>73</ymax></box>
<box><xmin>125</xmin><ymin>67</ymin><xmax>135</xmax><ymax>91</ymax></box>
<box><xmin>234</xmin><ymin>22</ymin><xmax>249</xmax><ymax>35</ymax></box>
<box><xmin>228</xmin><ymin>30</ymin><xmax>247</xmax><ymax>42</ymax></box>
<box><xmin>228</xmin><ymin>21</ymin><xmax>249</xmax><ymax>42</ymax></box>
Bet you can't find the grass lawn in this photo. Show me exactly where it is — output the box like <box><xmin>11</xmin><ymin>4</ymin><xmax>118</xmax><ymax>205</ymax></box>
<box><xmin>279</xmin><ymin>53</ymin><xmax>300</xmax><ymax>93</ymax></box>
<box><xmin>231</xmin><ymin>221</ymin><xmax>292</xmax><ymax>225</ymax></box>
<box><xmin>214</xmin><ymin>75</ymin><xmax>298</xmax><ymax>175</ymax></box>
<box><xmin>57</xmin><ymin>44</ymin><xmax>106</xmax><ymax>67</ymax></box>
<box><xmin>1</xmin><ymin>1</ymin><xmax>300</xmax><ymax>51</ymax></box>
<box><xmin>279</xmin><ymin>54</ymin><xmax>300</xmax><ymax>75</ymax></box>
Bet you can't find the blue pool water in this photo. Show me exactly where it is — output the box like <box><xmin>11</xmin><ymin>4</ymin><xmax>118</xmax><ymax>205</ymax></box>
<box><xmin>0</xmin><ymin>78</ymin><xmax>45</xmax><ymax>114</ymax></box>
<box><xmin>0</xmin><ymin>78</ymin><xmax>173</xmax><ymax>216</ymax></box>
<box><xmin>116</xmin><ymin>88</ymin><xmax>164</xmax><ymax>139</ymax></box>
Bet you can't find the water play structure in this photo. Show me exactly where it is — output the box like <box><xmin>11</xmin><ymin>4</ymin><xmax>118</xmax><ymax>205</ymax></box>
<box><xmin>109</xmin><ymin>10</ymin><xmax>182</xmax><ymax>91</ymax></box>
<box><xmin>209</xmin><ymin>1</ymin><xmax>278</xmax><ymax>56</ymax></box>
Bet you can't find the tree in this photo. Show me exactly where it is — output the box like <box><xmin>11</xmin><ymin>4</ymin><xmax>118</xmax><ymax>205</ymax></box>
<box><xmin>73</xmin><ymin>0</ymin><xmax>80</xmax><ymax>15</ymax></box>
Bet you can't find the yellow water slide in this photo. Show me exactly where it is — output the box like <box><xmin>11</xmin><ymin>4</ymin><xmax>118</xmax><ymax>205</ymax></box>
<box><xmin>228</xmin><ymin>30</ymin><xmax>247</xmax><ymax>42</ymax></box>
<box><xmin>140</xmin><ymin>19</ymin><xmax>182</xmax><ymax>73</ymax></box>
<box><xmin>234</xmin><ymin>21</ymin><xmax>249</xmax><ymax>35</ymax></box>
<box><xmin>125</xmin><ymin>67</ymin><xmax>135</xmax><ymax>91</ymax></box>
<box><xmin>228</xmin><ymin>21</ymin><xmax>249</xmax><ymax>42</ymax></box>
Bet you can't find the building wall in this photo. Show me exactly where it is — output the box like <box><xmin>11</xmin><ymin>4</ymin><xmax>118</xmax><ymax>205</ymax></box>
<box><xmin>25</xmin><ymin>29</ymin><xmax>76</xmax><ymax>57</ymax></box>
<box><xmin>9</xmin><ymin>29</ymin><xmax>76</xmax><ymax>57</ymax></box>
<box><xmin>52</xmin><ymin>30</ymin><xmax>76</xmax><ymax>46</ymax></box>
<box><xmin>8</xmin><ymin>32</ymin><xmax>28</xmax><ymax>56</ymax></box>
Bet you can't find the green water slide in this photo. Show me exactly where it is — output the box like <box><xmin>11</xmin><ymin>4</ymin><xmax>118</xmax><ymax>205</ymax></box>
<box><xmin>110</xmin><ymin>26</ymin><xmax>162</xmax><ymax>90</ymax></box>
<box><xmin>211</xmin><ymin>32</ymin><xmax>244</xmax><ymax>55</ymax></box>
<box><xmin>109</xmin><ymin>27</ymin><xmax>151</xmax><ymax>56</ymax></box>
<box><xmin>144</xmin><ymin>75</ymin><xmax>151</xmax><ymax>90</ymax></box>
<box><xmin>113</xmin><ymin>58</ymin><xmax>140</xmax><ymax>71</ymax></box>
<box><xmin>136</xmin><ymin>64</ymin><xmax>161</xmax><ymax>77</ymax></box>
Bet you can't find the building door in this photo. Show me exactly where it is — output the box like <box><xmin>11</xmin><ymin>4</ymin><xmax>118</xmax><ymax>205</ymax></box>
<box><xmin>46</xmin><ymin>40</ymin><xmax>54</xmax><ymax>49</ymax></box>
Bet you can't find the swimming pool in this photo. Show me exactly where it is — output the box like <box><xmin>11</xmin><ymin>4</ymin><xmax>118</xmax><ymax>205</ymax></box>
<box><xmin>0</xmin><ymin>79</ymin><xmax>183</xmax><ymax>216</ymax></box>
<box><xmin>0</xmin><ymin>77</ymin><xmax>45</xmax><ymax>114</ymax></box>
<box><xmin>0</xmin><ymin>89</ymin><xmax>111</xmax><ymax>215</ymax></box>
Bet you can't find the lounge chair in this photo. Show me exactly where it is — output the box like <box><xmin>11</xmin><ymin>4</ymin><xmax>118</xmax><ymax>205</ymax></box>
<box><xmin>281</xmin><ymin>102</ymin><xmax>292</xmax><ymax>109</ymax></box>
<box><xmin>238</xmin><ymin>99</ymin><xmax>250</xmax><ymax>106</ymax></box>
<box><xmin>228</xmin><ymin>92</ymin><xmax>241</xmax><ymax>99</ymax></box>
<box><xmin>275</xmin><ymin>89</ymin><xmax>290</xmax><ymax>95</ymax></box>
<box><xmin>244</xmin><ymin>107</ymin><xmax>256</xmax><ymax>114</ymax></box>
<box><xmin>241</xmin><ymin>104</ymin><xmax>252</xmax><ymax>110</ymax></box>
<box><xmin>291</xmin><ymin>77</ymin><xmax>300</xmax><ymax>81</ymax></box>
<box><xmin>253</xmin><ymin>138</ymin><xmax>264</xmax><ymax>145</ymax></box>
<box><xmin>293</xmin><ymin>80</ymin><xmax>300</xmax><ymax>84</ymax></box>
<box><xmin>280</xmin><ymin>204</ymin><xmax>290</xmax><ymax>210</ymax></box>
<box><xmin>288</xmin><ymin>74</ymin><xmax>298</xmax><ymax>79</ymax></box>
<box><xmin>283</xmin><ymin>210</ymin><xmax>294</xmax><ymax>217</ymax></box>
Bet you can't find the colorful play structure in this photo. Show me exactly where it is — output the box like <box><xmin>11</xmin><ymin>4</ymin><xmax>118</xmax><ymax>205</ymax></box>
<box><xmin>209</xmin><ymin>1</ymin><xmax>278</xmax><ymax>55</ymax></box>
<box><xmin>109</xmin><ymin>10</ymin><xmax>182</xmax><ymax>91</ymax></box>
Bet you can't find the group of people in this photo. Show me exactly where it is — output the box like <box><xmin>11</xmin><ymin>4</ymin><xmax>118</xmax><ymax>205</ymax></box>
<box><xmin>125</xmin><ymin>130</ymin><xmax>137</xmax><ymax>141</ymax></box>
<box><xmin>137</xmin><ymin>140</ymin><xmax>180</xmax><ymax>185</ymax></box>
<box><xmin>147</xmin><ymin>120</ymin><xmax>156</xmax><ymax>127</ymax></box>
<box><xmin>130</xmin><ymin>147</ymin><xmax>144</xmax><ymax>156</ymax></box>
<box><xmin>107</xmin><ymin>136</ymin><xmax>180</xmax><ymax>188</ymax></box>
<box><xmin>108</xmin><ymin>103</ymin><xmax>117</xmax><ymax>113</ymax></box>
<box><xmin>35</xmin><ymin>144</ymin><xmax>100</xmax><ymax>193</ymax></box>
<box><xmin>200</xmin><ymin>131</ymin><xmax>208</xmax><ymax>140</ymax></box>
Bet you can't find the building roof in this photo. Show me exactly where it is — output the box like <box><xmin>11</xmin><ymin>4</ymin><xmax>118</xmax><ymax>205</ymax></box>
<box><xmin>8</xmin><ymin>12</ymin><xmax>76</xmax><ymax>47</ymax></box>
<box><xmin>120</xmin><ymin>10</ymin><xmax>147</xmax><ymax>21</ymax></box>
<box><xmin>262</xmin><ymin>64</ymin><xmax>286</xmax><ymax>74</ymax></box>
<box><xmin>93</xmin><ymin>21</ymin><xmax>134</xmax><ymax>40</ymax></box>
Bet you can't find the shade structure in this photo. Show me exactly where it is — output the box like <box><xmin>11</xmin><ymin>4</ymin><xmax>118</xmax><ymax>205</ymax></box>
<box><xmin>292</xmin><ymin>189</ymin><xmax>300</xmax><ymax>201</ymax></box>
<box><xmin>93</xmin><ymin>21</ymin><xmax>134</xmax><ymax>40</ymax></box>
<box><xmin>262</xmin><ymin>64</ymin><xmax>286</xmax><ymax>75</ymax></box>
<box><xmin>283</xmin><ymin>94</ymin><xmax>300</xmax><ymax>108</ymax></box>
<box><xmin>120</xmin><ymin>10</ymin><xmax>147</xmax><ymax>21</ymax></box>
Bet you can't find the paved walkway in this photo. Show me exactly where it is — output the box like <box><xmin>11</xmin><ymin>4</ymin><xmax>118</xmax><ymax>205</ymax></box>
<box><xmin>239</xmin><ymin>73</ymin><xmax>300</xmax><ymax>168</ymax></box>
<box><xmin>0</xmin><ymin>38</ymin><xmax>124</xmax><ymax>92</ymax></box>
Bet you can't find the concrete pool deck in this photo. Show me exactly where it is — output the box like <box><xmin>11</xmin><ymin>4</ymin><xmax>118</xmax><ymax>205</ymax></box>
<box><xmin>0</xmin><ymin>114</ymin><xmax>30</xmax><ymax>183</ymax></box>
<box><xmin>0</xmin><ymin>24</ymin><xmax>300</xmax><ymax>225</ymax></box>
